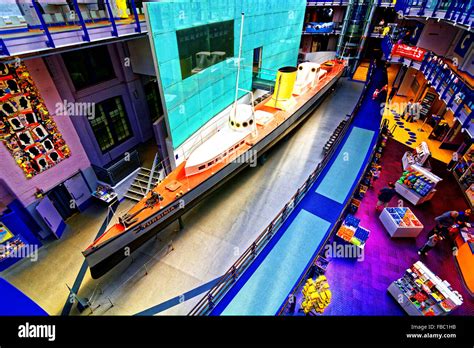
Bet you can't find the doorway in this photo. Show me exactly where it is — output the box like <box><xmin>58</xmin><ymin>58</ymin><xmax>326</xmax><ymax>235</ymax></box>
<box><xmin>47</xmin><ymin>183</ymin><xmax>79</xmax><ymax>221</ymax></box>
<box><xmin>253</xmin><ymin>47</ymin><xmax>263</xmax><ymax>78</ymax></box>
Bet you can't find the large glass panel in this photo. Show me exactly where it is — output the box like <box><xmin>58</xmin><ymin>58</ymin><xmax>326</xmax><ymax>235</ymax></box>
<box><xmin>176</xmin><ymin>20</ymin><xmax>234</xmax><ymax>80</ymax></box>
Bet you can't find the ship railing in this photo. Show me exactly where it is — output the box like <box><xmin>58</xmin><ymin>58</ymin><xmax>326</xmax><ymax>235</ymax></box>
<box><xmin>188</xmin><ymin>61</ymin><xmax>375</xmax><ymax>316</ymax></box>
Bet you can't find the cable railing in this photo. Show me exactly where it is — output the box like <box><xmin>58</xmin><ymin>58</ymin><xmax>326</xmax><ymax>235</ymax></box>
<box><xmin>188</xmin><ymin>60</ymin><xmax>376</xmax><ymax>316</ymax></box>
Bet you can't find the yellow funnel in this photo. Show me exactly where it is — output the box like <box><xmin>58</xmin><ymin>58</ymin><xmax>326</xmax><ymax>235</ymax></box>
<box><xmin>265</xmin><ymin>66</ymin><xmax>297</xmax><ymax>111</ymax></box>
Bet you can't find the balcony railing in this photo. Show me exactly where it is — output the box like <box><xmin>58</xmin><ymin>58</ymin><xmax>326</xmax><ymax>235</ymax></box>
<box><xmin>0</xmin><ymin>0</ymin><xmax>147</xmax><ymax>59</ymax></box>
<box><xmin>92</xmin><ymin>150</ymin><xmax>141</xmax><ymax>187</ymax></box>
<box><xmin>394</xmin><ymin>0</ymin><xmax>474</xmax><ymax>27</ymax></box>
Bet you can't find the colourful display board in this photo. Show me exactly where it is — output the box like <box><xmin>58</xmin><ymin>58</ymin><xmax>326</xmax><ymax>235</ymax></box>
<box><xmin>0</xmin><ymin>223</ymin><xmax>14</xmax><ymax>244</ymax></box>
<box><xmin>146</xmin><ymin>0</ymin><xmax>306</xmax><ymax>148</ymax></box>
<box><xmin>0</xmin><ymin>62</ymin><xmax>70</xmax><ymax>178</ymax></box>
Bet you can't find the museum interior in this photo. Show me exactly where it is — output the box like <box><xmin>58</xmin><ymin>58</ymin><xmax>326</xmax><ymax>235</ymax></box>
<box><xmin>0</xmin><ymin>0</ymin><xmax>472</xmax><ymax>318</ymax></box>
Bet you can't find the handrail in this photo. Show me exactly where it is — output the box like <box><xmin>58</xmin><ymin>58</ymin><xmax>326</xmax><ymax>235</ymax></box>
<box><xmin>146</xmin><ymin>153</ymin><xmax>159</xmax><ymax>193</ymax></box>
<box><xmin>188</xmin><ymin>60</ymin><xmax>376</xmax><ymax>316</ymax></box>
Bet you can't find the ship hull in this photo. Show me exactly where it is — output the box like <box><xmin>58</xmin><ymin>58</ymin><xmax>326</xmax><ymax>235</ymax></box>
<box><xmin>85</xmin><ymin>69</ymin><xmax>344</xmax><ymax>279</ymax></box>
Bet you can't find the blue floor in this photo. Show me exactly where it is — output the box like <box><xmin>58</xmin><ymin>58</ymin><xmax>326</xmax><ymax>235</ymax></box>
<box><xmin>211</xmin><ymin>63</ymin><xmax>386</xmax><ymax>316</ymax></box>
<box><xmin>316</xmin><ymin>127</ymin><xmax>374</xmax><ymax>203</ymax></box>
<box><xmin>0</xmin><ymin>278</ymin><xmax>48</xmax><ymax>316</ymax></box>
<box><xmin>221</xmin><ymin>210</ymin><xmax>330</xmax><ymax>315</ymax></box>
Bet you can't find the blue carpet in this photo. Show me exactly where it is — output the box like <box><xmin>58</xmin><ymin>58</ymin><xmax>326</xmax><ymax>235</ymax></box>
<box><xmin>0</xmin><ymin>278</ymin><xmax>48</xmax><ymax>315</ymax></box>
<box><xmin>220</xmin><ymin>210</ymin><xmax>330</xmax><ymax>315</ymax></box>
<box><xmin>315</xmin><ymin>127</ymin><xmax>375</xmax><ymax>203</ymax></box>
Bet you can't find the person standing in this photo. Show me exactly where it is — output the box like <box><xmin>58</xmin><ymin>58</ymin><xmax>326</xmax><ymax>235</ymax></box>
<box><xmin>376</xmin><ymin>182</ymin><xmax>397</xmax><ymax>211</ymax></box>
<box><xmin>447</xmin><ymin>152</ymin><xmax>459</xmax><ymax>171</ymax></box>
<box><xmin>406</xmin><ymin>99</ymin><xmax>419</xmax><ymax>123</ymax></box>
<box><xmin>402</xmin><ymin>99</ymin><xmax>413</xmax><ymax>120</ymax></box>
<box><xmin>418</xmin><ymin>233</ymin><xmax>441</xmax><ymax>256</ymax></box>
<box><xmin>428</xmin><ymin>210</ymin><xmax>460</xmax><ymax>239</ymax></box>
<box><xmin>388</xmin><ymin>86</ymin><xmax>398</xmax><ymax>103</ymax></box>
<box><xmin>457</xmin><ymin>209</ymin><xmax>471</xmax><ymax>228</ymax></box>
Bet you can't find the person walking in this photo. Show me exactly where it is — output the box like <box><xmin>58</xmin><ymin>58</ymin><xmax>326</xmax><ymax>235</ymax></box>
<box><xmin>376</xmin><ymin>182</ymin><xmax>396</xmax><ymax>211</ymax></box>
<box><xmin>418</xmin><ymin>233</ymin><xmax>441</xmax><ymax>256</ymax></box>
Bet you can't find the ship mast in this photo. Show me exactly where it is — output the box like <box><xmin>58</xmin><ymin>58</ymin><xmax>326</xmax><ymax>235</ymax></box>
<box><xmin>232</xmin><ymin>12</ymin><xmax>245</xmax><ymax>120</ymax></box>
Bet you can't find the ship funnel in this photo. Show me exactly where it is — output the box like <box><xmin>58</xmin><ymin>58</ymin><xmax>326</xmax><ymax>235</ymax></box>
<box><xmin>265</xmin><ymin>66</ymin><xmax>297</xmax><ymax>110</ymax></box>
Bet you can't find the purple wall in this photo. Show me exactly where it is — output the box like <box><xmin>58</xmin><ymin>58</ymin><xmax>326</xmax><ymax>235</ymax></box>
<box><xmin>46</xmin><ymin>42</ymin><xmax>156</xmax><ymax>168</ymax></box>
<box><xmin>0</xmin><ymin>58</ymin><xmax>91</xmax><ymax>207</ymax></box>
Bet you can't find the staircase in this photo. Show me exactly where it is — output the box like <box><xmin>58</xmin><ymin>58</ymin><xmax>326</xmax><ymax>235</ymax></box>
<box><xmin>124</xmin><ymin>154</ymin><xmax>164</xmax><ymax>202</ymax></box>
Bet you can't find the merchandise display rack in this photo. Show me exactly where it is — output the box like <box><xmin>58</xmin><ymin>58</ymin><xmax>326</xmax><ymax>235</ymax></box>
<box><xmin>335</xmin><ymin>214</ymin><xmax>370</xmax><ymax>249</ymax></box>
<box><xmin>379</xmin><ymin>207</ymin><xmax>424</xmax><ymax>238</ymax></box>
<box><xmin>388</xmin><ymin>261</ymin><xmax>463</xmax><ymax>316</ymax></box>
<box><xmin>395</xmin><ymin>164</ymin><xmax>442</xmax><ymax>205</ymax></box>
<box><xmin>401</xmin><ymin>142</ymin><xmax>430</xmax><ymax>170</ymax></box>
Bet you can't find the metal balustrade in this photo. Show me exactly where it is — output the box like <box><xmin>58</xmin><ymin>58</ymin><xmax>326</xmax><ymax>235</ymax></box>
<box><xmin>394</xmin><ymin>0</ymin><xmax>473</xmax><ymax>27</ymax></box>
<box><xmin>188</xmin><ymin>61</ymin><xmax>376</xmax><ymax>316</ymax></box>
<box><xmin>0</xmin><ymin>0</ymin><xmax>147</xmax><ymax>59</ymax></box>
<box><xmin>92</xmin><ymin>150</ymin><xmax>141</xmax><ymax>187</ymax></box>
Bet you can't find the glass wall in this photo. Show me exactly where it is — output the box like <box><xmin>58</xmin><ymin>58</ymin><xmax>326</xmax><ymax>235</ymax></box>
<box><xmin>146</xmin><ymin>0</ymin><xmax>306</xmax><ymax>148</ymax></box>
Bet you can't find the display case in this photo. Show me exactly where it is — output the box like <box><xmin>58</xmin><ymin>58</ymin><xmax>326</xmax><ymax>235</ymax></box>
<box><xmin>388</xmin><ymin>261</ymin><xmax>464</xmax><ymax>316</ymax></box>
<box><xmin>336</xmin><ymin>214</ymin><xmax>370</xmax><ymax>249</ymax></box>
<box><xmin>92</xmin><ymin>185</ymin><xmax>118</xmax><ymax>205</ymax></box>
<box><xmin>395</xmin><ymin>164</ymin><xmax>442</xmax><ymax>205</ymax></box>
<box><xmin>379</xmin><ymin>207</ymin><xmax>424</xmax><ymax>238</ymax></box>
<box><xmin>402</xmin><ymin>142</ymin><xmax>430</xmax><ymax>170</ymax></box>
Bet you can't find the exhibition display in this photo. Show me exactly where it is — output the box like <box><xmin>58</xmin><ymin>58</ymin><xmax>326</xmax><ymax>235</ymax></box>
<box><xmin>395</xmin><ymin>164</ymin><xmax>441</xmax><ymax>205</ymax></box>
<box><xmin>336</xmin><ymin>214</ymin><xmax>370</xmax><ymax>249</ymax></box>
<box><xmin>401</xmin><ymin>142</ymin><xmax>430</xmax><ymax>170</ymax></box>
<box><xmin>301</xmin><ymin>275</ymin><xmax>332</xmax><ymax>315</ymax></box>
<box><xmin>92</xmin><ymin>185</ymin><xmax>118</xmax><ymax>205</ymax></box>
<box><xmin>379</xmin><ymin>207</ymin><xmax>424</xmax><ymax>238</ymax></box>
<box><xmin>82</xmin><ymin>11</ymin><xmax>346</xmax><ymax>279</ymax></box>
<box><xmin>388</xmin><ymin>261</ymin><xmax>463</xmax><ymax>316</ymax></box>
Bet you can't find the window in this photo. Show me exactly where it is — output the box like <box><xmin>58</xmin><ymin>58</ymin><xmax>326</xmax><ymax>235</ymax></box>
<box><xmin>144</xmin><ymin>79</ymin><xmax>164</xmax><ymax>123</ymax></box>
<box><xmin>198</xmin><ymin>165</ymin><xmax>206</xmax><ymax>170</ymax></box>
<box><xmin>62</xmin><ymin>46</ymin><xmax>115</xmax><ymax>90</ymax></box>
<box><xmin>89</xmin><ymin>96</ymin><xmax>133</xmax><ymax>152</ymax></box>
<box><xmin>176</xmin><ymin>20</ymin><xmax>234</xmax><ymax>80</ymax></box>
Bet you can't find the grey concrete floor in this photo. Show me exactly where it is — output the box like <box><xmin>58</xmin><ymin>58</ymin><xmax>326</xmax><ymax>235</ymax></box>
<box><xmin>1</xmin><ymin>78</ymin><xmax>364</xmax><ymax>316</ymax></box>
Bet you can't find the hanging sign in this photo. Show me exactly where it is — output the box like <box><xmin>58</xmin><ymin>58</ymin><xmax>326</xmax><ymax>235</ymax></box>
<box><xmin>391</xmin><ymin>44</ymin><xmax>426</xmax><ymax>61</ymax></box>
